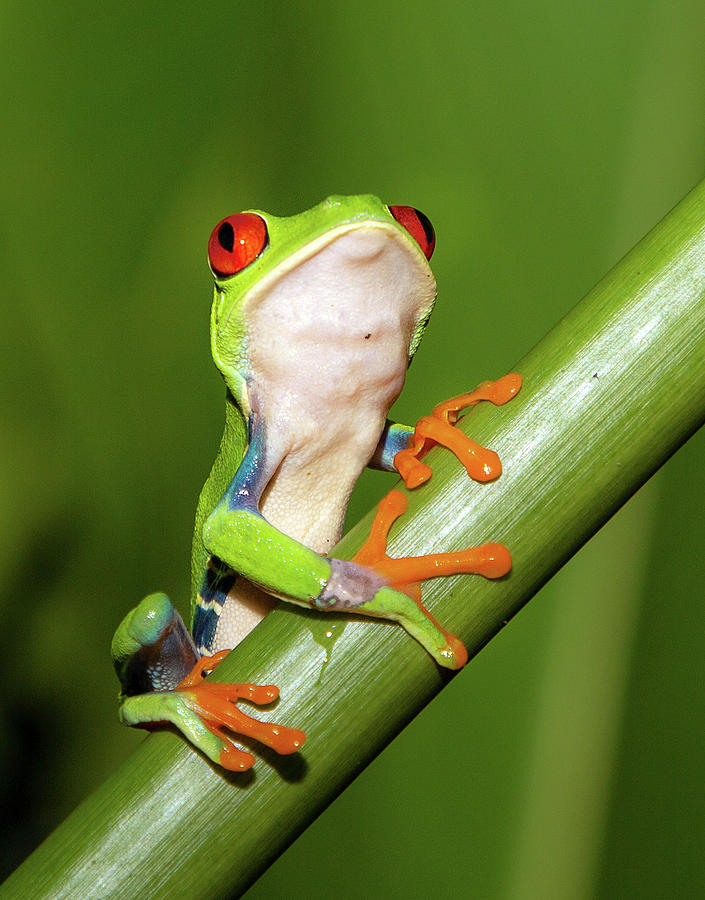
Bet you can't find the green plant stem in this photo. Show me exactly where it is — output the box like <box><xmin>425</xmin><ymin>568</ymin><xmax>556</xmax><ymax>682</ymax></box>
<box><xmin>5</xmin><ymin>179</ymin><xmax>705</xmax><ymax>899</ymax></box>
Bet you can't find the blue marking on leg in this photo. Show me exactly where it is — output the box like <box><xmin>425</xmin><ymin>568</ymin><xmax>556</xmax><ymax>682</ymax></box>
<box><xmin>223</xmin><ymin>413</ymin><xmax>269</xmax><ymax>513</ymax></box>
<box><xmin>192</xmin><ymin>606</ymin><xmax>219</xmax><ymax>656</ymax></box>
<box><xmin>193</xmin><ymin>410</ymin><xmax>278</xmax><ymax>652</ymax></box>
<box><xmin>370</xmin><ymin>420</ymin><xmax>414</xmax><ymax>472</ymax></box>
<box><xmin>192</xmin><ymin>557</ymin><xmax>237</xmax><ymax>654</ymax></box>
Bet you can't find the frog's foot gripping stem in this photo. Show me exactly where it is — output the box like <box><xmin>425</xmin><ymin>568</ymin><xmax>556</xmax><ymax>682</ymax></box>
<box><xmin>351</xmin><ymin>490</ymin><xmax>512</xmax><ymax>669</ymax></box>
<box><xmin>394</xmin><ymin>373</ymin><xmax>522</xmax><ymax>489</ymax></box>
<box><xmin>119</xmin><ymin>651</ymin><xmax>305</xmax><ymax>772</ymax></box>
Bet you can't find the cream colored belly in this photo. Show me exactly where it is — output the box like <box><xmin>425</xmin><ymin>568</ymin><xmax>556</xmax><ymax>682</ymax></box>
<box><xmin>212</xmin><ymin>356</ymin><xmax>406</xmax><ymax>652</ymax></box>
<box><xmin>212</xmin><ymin>222</ymin><xmax>434</xmax><ymax>650</ymax></box>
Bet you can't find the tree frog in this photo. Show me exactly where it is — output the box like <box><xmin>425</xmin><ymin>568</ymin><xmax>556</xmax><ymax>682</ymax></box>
<box><xmin>111</xmin><ymin>194</ymin><xmax>521</xmax><ymax>771</ymax></box>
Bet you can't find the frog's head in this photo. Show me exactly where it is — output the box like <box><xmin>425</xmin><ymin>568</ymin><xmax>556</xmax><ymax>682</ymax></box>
<box><xmin>207</xmin><ymin>194</ymin><xmax>437</xmax><ymax>412</ymax></box>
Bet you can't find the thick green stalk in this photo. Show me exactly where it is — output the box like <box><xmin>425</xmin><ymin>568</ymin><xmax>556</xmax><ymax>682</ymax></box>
<box><xmin>4</xmin><ymin>179</ymin><xmax>705</xmax><ymax>899</ymax></box>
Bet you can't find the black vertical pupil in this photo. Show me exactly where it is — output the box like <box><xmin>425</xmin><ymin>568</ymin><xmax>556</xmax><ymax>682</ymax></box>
<box><xmin>414</xmin><ymin>208</ymin><xmax>434</xmax><ymax>245</ymax></box>
<box><xmin>218</xmin><ymin>222</ymin><xmax>235</xmax><ymax>252</ymax></box>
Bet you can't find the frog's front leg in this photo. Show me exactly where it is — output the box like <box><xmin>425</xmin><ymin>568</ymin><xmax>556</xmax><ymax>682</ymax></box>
<box><xmin>201</xmin><ymin>414</ymin><xmax>333</xmax><ymax>605</ymax></box>
<box><xmin>394</xmin><ymin>373</ymin><xmax>522</xmax><ymax>488</ymax></box>
<box><xmin>112</xmin><ymin>594</ymin><xmax>305</xmax><ymax>771</ymax></box>
<box><xmin>359</xmin><ymin>375</ymin><xmax>523</xmax><ymax>662</ymax></box>
<box><xmin>203</xmin><ymin>426</ymin><xmax>478</xmax><ymax>670</ymax></box>
<box><xmin>206</xmin><ymin>501</ymin><xmax>470</xmax><ymax>668</ymax></box>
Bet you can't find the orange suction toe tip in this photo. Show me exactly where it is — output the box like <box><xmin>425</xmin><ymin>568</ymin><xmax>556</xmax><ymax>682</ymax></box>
<box><xmin>479</xmin><ymin>543</ymin><xmax>513</xmax><ymax>578</ymax></box>
<box><xmin>220</xmin><ymin>746</ymin><xmax>256</xmax><ymax>772</ymax></box>
<box><xmin>496</xmin><ymin>372</ymin><xmax>523</xmax><ymax>400</ymax></box>
<box><xmin>275</xmin><ymin>728</ymin><xmax>307</xmax><ymax>754</ymax></box>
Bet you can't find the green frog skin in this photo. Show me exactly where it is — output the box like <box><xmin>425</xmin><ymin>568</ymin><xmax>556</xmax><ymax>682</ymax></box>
<box><xmin>111</xmin><ymin>195</ymin><xmax>521</xmax><ymax>771</ymax></box>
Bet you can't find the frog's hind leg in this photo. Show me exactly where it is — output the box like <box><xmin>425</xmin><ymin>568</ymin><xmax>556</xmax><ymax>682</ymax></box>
<box><xmin>112</xmin><ymin>593</ymin><xmax>305</xmax><ymax>771</ymax></box>
<box><xmin>111</xmin><ymin>592</ymin><xmax>198</xmax><ymax>695</ymax></box>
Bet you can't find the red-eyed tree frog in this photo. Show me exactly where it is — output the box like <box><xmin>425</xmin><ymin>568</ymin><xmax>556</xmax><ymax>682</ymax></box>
<box><xmin>111</xmin><ymin>194</ymin><xmax>521</xmax><ymax>771</ymax></box>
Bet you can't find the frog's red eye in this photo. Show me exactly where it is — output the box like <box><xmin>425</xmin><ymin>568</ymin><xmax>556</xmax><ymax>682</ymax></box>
<box><xmin>208</xmin><ymin>213</ymin><xmax>268</xmax><ymax>278</ymax></box>
<box><xmin>389</xmin><ymin>206</ymin><xmax>435</xmax><ymax>260</ymax></box>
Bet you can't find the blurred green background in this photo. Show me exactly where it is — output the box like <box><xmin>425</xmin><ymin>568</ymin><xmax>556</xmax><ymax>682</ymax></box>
<box><xmin>2</xmin><ymin>1</ymin><xmax>704</xmax><ymax>896</ymax></box>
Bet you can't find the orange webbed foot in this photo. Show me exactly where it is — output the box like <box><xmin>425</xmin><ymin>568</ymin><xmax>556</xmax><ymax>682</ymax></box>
<box><xmin>176</xmin><ymin>651</ymin><xmax>306</xmax><ymax>772</ymax></box>
<box><xmin>355</xmin><ymin>490</ymin><xmax>512</xmax><ymax>586</ymax></box>
<box><xmin>353</xmin><ymin>490</ymin><xmax>513</xmax><ymax>669</ymax></box>
<box><xmin>394</xmin><ymin>373</ymin><xmax>522</xmax><ymax>488</ymax></box>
